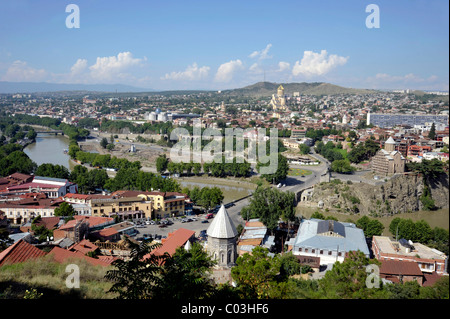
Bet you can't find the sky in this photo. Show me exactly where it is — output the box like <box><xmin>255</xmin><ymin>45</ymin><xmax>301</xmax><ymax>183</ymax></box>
<box><xmin>0</xmin><ymin>0</ymin><xmax>448</xmax><ymax>91</ymax></box>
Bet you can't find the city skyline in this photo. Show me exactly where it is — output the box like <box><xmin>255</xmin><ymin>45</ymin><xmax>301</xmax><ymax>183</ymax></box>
<box><xmin>0</xmin><ymin>0</ymin><xmax>448</xmax><ymax>92</ymax></box>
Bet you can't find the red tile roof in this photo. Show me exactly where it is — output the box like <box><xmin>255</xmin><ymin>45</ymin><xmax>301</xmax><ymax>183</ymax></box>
<box><xmin>147</xmin><ymin>228</ymin><xmax>195</xmax><ymax>258</ymax></box>
<box><xmin>69</xmin><ymin>239</ymin><xmax>99</xmax><ymax>255</ymax></box>
<box><xmin>58</xmin><ymin>216</ymin><xmax>114</xmax><ymax>230</ymax></box>
<box><xmin>380</xmin><ymin>260</ymin><xmax>423</xmax><ymax>277</ymax></box>
<box><xmin>423</xmin><ymin>272</ymin><xmax>443</xmax><ymax>287</ymax></box>
<box><xmin>48</xmin><ymin>246</ymin><xmax>111</xmax><ymax>267</ymax></box>
<box><xmin>0</xmin><ymin>239</ymin><xmax>47</xmax><ymax>266</ymax></box>
<box><xmin>34</xmin><ymin>217</ymin><xmax>60</xmax><ymax>230</ymax></box>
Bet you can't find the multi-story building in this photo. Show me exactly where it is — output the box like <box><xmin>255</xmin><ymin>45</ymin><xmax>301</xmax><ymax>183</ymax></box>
<box><xmin>0</xmin><ymin>196</ymin><xmax>63</xmax><ymax>224</ymax></box>
<box><xmin>3</xmin><ymin>176</ymin><xmax>77</xmax><ymax>198</ymax></box>
<box><xmin>367</xmin><ymin>112</ymin><xmax>448</xmax><ymax>128</ymax></box>
<box><xmin>372</xmin><ymin>236</ymin><xmax>448</xmax><ymax>276</ymax></box>
<box><xmin>408</xmin><ymin>145</ymin><xmax>432</xmax><ymax>157</ymax></box>
<box><xmin>291</xmin><ymin>219</ymin><xmax>370</xmax><ymax>266</ymax></box>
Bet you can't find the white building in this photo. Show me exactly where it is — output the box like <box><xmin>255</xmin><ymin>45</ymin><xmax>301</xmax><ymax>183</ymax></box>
<box><xmin>292</xmin><ymin>219</ymin><xmax>370</xmax><ymax>266</ymax></box>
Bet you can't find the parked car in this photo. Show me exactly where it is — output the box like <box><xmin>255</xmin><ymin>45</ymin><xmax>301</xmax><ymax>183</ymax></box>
<box><xmin>201</xmin><ymin>220</ymin><xmax>209</xmax><ymax>224</ymax></box>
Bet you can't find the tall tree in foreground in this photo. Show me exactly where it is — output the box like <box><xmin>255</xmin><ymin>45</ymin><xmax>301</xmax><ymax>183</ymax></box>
<box><xmin>105</xmin><ymin>240</ymin><xmax>167</xmax><ymax>299</ymax></box>
<box><xmin>152</xmin><ymin>243</ymin><xmax>217</xmax><ymax>299</ymax></box>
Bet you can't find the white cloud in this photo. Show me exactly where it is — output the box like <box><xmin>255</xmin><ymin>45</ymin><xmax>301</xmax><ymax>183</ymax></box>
<box><xmin>292</xmin><ymin>50</ymin><xmax>348</xmax><ymax>77</ymax></box>
<box><xmin>70</xmin><ymin>58</ymin><xmax>88</xmax><ymax>75</ymax></box>
<box><xmin>1</xmin><ymin>60</ymin><xmax>47</xmax><ymax>82</ymax></box>
<box><xmin>162</xmin><ymin>63</ymin><xmax>210</xmax><ymax>81</ymax></box>
<box><xmin>88</xmin><ymin>52</ymin><xmax>146</xmax><ymax>82</ymax></box>
<box><xmin>214</xmin><ymin>59</ymin><xmax>244</xmax><ymax>82</ymax></box>
<box><xmin>277</xmin><ymin>61</ymin><xmax>290</xmax><ymax>72</ymax></box>
<box><xmin>249</xmin><ymin>62</ymin><xmax>263</xmax><ymax>74</ymax></box>
<box><xmin>249</xmin><ymin>44</ymin><xmax>272</xmax><ymax>60</ymax></box>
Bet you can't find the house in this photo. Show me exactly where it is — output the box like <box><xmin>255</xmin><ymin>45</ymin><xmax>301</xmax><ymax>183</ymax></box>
<box><xmin>145</xmin><ymin>228</ymin><xmax>195</xmax><ymax>258</ymax></box>
<box><xmin>237</xmin><ymin>219</ymin><xmax>270</xmax><ymax>256</ymax></box>
<box><xmin>408</xmin><ymin>145</ymin><xmax>432</xmax><ymax>157</ymax></box>
<box><xmin>0</xmin><ymin>173</ymin><xmax>34</xmax><ymax>193</ymax></box>
<box><xmin>0</xmin><ymin>239</ymin><xmax>47</xmax><ymax>266</ymax></box>
<box><xmin>372</xmin><ymin>236</ymin><xmax>448</xmax><ymax>276</ymax></box>
<box><xmin>69</xmin><ymin>239</ymin><xmax>99</xmax><ymax>255</ymax></box>
<box><xmin>48</xmin><ymin>246</ymin><xmax>112</xmax><ymax>267</ymax></box>
<box><xmin>379</xmin><ymin>259</ymin><xmax>424</xmax><ymax>285</ymax></box>
<box><xmin>292</xmin><ymin>219</ymin><xmax>370</xmax><ymax>266</ymax></box>
<box><xmin>0</xmin><ymin>196</ymin><xmax>64</xmax><ymax>224</ymax></box>
<box><xmin>53</xmin><ymin>216</ymin><xmax>115</xmax><ymax>242</ymax></box>
<box><xmin>5</xmin><ymin>176</ymin><xmax>77</xmax><ymax>198</ymax></box>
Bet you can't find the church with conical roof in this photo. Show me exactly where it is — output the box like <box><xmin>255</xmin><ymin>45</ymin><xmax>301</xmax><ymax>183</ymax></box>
<box><xmin>206</xmin><ymin>204</ymin><xmax>238</xmax><ymax>268</ymax></box>
<box><xmin>370</xmin><ymin>136</ymin><xmax>406</xmax><ymax>175</ymax></box>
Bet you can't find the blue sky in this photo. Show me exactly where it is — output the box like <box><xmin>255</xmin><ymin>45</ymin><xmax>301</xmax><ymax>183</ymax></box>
<box><xmin>0</xmin><ymin>0</ymin><xmax>448</xmax><ymax>91</ymax></box>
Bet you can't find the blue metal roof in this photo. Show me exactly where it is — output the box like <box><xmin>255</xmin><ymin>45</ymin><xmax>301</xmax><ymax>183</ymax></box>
<box><xmin>293</xmin><ymin>219</ymin><xmax>370</xmax><ymax>256</ymax></box>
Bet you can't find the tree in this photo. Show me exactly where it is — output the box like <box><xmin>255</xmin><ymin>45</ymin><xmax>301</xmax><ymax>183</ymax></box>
<box><xmin>35</xmin><ymin>163</ymin><xmax>70</xmax><ymax>180</ymax></box>
<box><xmin>356</xmin><ymin>216</ymin><xmax>384</xmax><ymax>238</ymax></box>
<box><xmin>231</xmin><ymin>246</ymin><xmax>281</xmax><ymax>298</ymax></box>
<box><xmin>331</xmin><ymin>159</ymin><xmax>355</xmax><ymax>174</ymax></box>
<box><xmin>0</xmin><ymin>150</ymin><xmax>37</xmax><ymax>176</ymax></box>
<box><xmin>241</xmin><ymin>187</ymin><xmax>295</xmax><ymax>232</ymax></box>
<box><xmin>428</xmin><ymin>123</ymin><xmax>436</xmax><ymax>140</ymax></box>
<box><xmin>318</xmin><ymin>251</ymin><xmax>384</xmax><ymax>299</ymax></box>
<box><xmin>105</xmin><ymin>239</ymin><xmax>167</xmax><ymax>299</ymax></box>
<box><xmin>152</xmin><ymin>243</ymin><xmax>217</xmax><ymax>299</ymax></box>
<box><xmin>257</xmin><ymin>153</ymin><xmax>289</xmax><ymax>184</ymax></box>
<box><xmin>54</xmin><ymin>202</ymin><xmax>76</xmax><ymax>217</ymax></box>
<box><xmin>299</xmin><ymin>144</ymin><xmax>310</xmax><ymax>155</ymax></box>
<box><xmin>100</xmin><ymin>137</ymin><xmax>108</xmax><ymax>149</ymax></box>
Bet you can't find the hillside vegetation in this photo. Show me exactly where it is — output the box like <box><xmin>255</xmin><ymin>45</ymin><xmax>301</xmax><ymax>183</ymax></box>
<box><xmin>221</xmin><ymin>81</ymin><xmax>377</xmax><ymax>97</ymax></box>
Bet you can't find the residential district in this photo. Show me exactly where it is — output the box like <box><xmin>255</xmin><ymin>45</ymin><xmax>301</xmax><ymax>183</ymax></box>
<box><xmin>0</xmin><ymin>83</ymin><xmax>448</xmax><ymax>299</ymax></box>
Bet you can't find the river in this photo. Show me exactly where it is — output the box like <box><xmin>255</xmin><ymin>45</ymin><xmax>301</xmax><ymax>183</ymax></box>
<box><xmin>24</xmin><ymin>133</ymin><xmax>74</xmax><ymax>170</ymax></box>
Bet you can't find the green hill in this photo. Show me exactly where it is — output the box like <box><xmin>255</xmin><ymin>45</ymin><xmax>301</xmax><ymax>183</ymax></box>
<box><xmin>221</xmin><ymin>81</ymin><xmax>377</xmax><ymax>97</ymax></box>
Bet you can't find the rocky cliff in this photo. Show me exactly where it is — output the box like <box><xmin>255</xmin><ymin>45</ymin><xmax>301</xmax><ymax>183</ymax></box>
<box><xmin>309</xmin><ymin>172</ymin><xmax>449</xmax><ymax>217</ymax></box>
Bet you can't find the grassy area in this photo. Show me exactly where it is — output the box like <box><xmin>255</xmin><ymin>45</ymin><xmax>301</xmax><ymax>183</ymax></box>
<box><xmin>288</xmin><ymin>168</ymin><xmax>313</xmax><ymax>177</ymax></box>
<box><xmin>178</xmin><ymin>175</ymin><xmax>257</xmax><ymax>202</ymax></box>
<box><xmin>0</xmin><ymin>256</ymin><xmax>115</xmax><ymax>299</ymax></box>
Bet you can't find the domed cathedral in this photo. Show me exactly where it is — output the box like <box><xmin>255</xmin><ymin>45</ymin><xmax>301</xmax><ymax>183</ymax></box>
<box><xmin>269</xmin><ymin>84</ymin><xmax>287</xmax><ymax>111</ymax></box>
<box><xmin>206</xmin><ymin>205</ymin><xmax>238</xmax><ymax>268</ymax></box>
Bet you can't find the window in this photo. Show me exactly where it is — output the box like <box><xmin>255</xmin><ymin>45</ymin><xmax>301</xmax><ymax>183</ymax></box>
<box><xmin>312</xmin><ymin>249</ymin><xmax>315</xmax><ymax>253</ymax></box>
<box><xmin>298</xmin><ymin>248</ymin><xmax>302</xmax><ymax>252</ymax></box>
<box><xmin>328</xmin><ymin>251</ymin><xmax>332</xmax><ymax>255</ymax></box>
<box><xmin>320</xmin><ymin>250</ymin><xmax>323</xmax><ymax>255</ymax></box>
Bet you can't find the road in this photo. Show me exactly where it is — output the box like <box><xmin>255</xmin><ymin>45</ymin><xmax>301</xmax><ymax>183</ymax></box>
<box><xmin>133</xmin><ymin>197</ymin><xmax>250</xmax><ymax>240</ymax></box>
<box><xmin>281</xmin><ymin>149</ymin><xmax>331</xmax><ymax>196</ymax></box>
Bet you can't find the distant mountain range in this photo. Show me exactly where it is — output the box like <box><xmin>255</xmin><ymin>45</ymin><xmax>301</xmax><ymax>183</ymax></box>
<box><xmin>0</xmin><ymin>80</ymin><xmax>410</xmax><ymax>97</ymax></box>
<box><xmin>221</xmin><ymin>81</ymin><xmax>378</xmax><ymax>97</ymax></box>
<box><xmin>0</xmin><ymin>81</ymin><xmax>150</xmax><ymax>94</ymax></box>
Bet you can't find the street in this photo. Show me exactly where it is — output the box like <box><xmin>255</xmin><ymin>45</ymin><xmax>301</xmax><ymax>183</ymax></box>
<box><xmin>133</xmin><ymin>197</ymin><xmax>250</xmax><ymax>240</ymax></box>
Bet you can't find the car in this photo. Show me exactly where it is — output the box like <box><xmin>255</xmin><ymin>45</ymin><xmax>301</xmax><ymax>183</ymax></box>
<box><xmin>201</xmin><ymin>220</ymin><xmax>209</xmax><ymax>223</ymax></box>
<box><xmin>158</xmin><ymin>224</ymin><xmax>167</xmax><ymax>228</ymax></box>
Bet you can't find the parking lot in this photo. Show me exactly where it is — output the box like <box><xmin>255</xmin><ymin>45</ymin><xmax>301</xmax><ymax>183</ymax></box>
<box><xmin>131</xmin><ymin>198</ymin><xmax>250</xmax><ymax>242</ymax></box>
